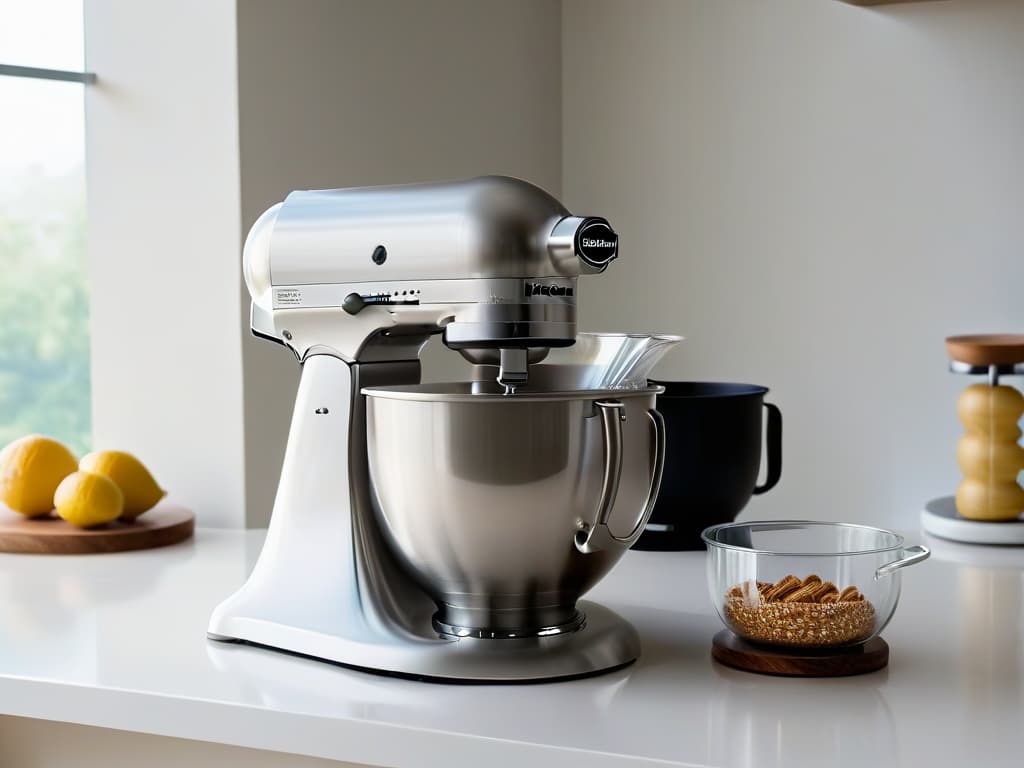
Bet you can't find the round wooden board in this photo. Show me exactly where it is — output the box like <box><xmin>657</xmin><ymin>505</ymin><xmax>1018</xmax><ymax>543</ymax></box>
<box><xmin>0</xmin><ymin>503</ymin><xmax>194</xmax><ymax>554</ymax></box>
<box><xmin>945</xmin><ymin>334</ymin><xmax>1024</xmax><ymax>366</ymax></box>
<box><xmin>712</xmin><ymin>630</ymin><xmax>889</xmax><ymax>677</ymax></box>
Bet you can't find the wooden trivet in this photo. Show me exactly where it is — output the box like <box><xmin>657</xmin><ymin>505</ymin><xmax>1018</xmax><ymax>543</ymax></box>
<box><xmin>711</xmin><ymin>630</ymin><xmax>889</xmax><ymax>677</ymax></box>
<box><xmin>0</xmin><ymin>503</ymin><xmax>194</xmax><ymax>554</ymax></box>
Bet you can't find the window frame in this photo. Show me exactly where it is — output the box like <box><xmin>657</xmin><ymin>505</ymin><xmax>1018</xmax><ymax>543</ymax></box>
<box><xmin>0</xmin><ymin>51</ymin><xmax>96</xmax><ymax>454</ymax></box>
<box><xmin>0</xmin><ymin>63</ymin><xmax>95</xmax><ymax>84</ymax></box>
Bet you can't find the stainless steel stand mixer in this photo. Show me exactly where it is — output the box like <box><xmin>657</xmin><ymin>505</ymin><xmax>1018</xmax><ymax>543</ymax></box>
<box><xmin>208</xmin><ymin>176</ymin><xmax>667</xmax><ymax>682</ymax></box>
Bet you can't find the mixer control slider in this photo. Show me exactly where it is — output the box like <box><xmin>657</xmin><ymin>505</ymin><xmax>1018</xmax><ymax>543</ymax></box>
<box><xmin>342</xmin><ymin>292</ymin><xmax>420</xmax><ymax>315</ymax></box>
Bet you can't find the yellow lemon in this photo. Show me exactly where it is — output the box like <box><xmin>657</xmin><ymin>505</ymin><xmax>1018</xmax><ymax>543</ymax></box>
<box><xmin>0</xmin><ymin>435</ymin><xmax>79</xmax><ymax>517</ymax></box>
<box><xmin>79</xmin><ymin>450</ymin><xmax>166</xmax><ymax>519</ymax></box>
<box><xmin>54</xmin><ymin>471</ymin><xmax>124</xmax><ymax>528</ymax></box>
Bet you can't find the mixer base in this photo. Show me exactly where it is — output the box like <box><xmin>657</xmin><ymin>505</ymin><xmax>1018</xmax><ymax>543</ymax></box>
<box><xmin>207</xmin><ymin>600</ymin><xmax>641</xmax><ymax>683</ymax></box>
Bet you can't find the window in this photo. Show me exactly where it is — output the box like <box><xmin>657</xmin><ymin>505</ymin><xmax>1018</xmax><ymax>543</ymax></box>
<box><xmin>0</xmin><ymin>0</ymin><xmax>92</xmax><ymax>454</ymax></box>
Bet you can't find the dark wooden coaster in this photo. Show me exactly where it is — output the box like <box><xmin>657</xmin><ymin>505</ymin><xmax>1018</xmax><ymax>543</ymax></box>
<box><xmin>0</xmin><ymin>503</ymin><xmax>194</xmax><ymax>554</ymax></box>
<box><xmin>712</xmin><ymin>630</ymin><xmax>889</xmax><ymax>677</ymax></box>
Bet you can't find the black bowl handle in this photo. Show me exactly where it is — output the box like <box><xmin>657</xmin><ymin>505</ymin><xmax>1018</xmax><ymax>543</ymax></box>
<box><xmin>752</xmin><ymin>402</ymin><xmax>782</xmax><ymax>495</ymax></box>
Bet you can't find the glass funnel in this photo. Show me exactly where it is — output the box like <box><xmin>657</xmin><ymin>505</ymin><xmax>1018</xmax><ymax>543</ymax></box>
<box><xmin>531</xmin><ymin>333</ymin><xmax>683</xmax><ymax>391</ymax></box>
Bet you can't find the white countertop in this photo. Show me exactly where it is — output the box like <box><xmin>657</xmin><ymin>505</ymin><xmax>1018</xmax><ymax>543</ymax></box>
<box><xmin>0</xmin><ymin>527</ymin><xmax>1022</xmax><ymax>767</ymax></box>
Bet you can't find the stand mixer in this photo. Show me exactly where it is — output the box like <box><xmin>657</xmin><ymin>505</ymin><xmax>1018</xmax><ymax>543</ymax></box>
<box><xmin>208</xmin><ymin>176</ymin><xmax>667</xmax><ymax>681</ymax></box>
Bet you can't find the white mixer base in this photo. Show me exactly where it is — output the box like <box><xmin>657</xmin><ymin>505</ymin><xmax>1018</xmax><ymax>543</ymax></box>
<box><xmin>208</xmin><ymin>600</ymin><xmax>640</xmax><ymax>682</ymax></box>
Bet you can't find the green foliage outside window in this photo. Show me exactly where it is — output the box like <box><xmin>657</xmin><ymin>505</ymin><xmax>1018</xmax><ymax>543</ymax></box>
<box><xmin>0</xmin><ymin>167</ymin><xmax>90</xmax><ymax>455</ymax></box>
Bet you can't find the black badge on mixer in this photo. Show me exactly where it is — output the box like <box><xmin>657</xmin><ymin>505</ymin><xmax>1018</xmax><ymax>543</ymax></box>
<box><xmin>372</xmin><ymin>245</ymin><xmax>387</xmax><ymax>265</ymax></box>
<box><xmin>575</xmin><ymin>218</ymin><xmax>618</xmax><ymax>268</ymax></box>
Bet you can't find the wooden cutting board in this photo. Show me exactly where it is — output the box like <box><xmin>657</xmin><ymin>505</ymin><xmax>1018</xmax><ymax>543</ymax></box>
<box><xmin>0</xmin><ymin>503</ymin><xmax>194</xmax><ymax>554</ymax></box>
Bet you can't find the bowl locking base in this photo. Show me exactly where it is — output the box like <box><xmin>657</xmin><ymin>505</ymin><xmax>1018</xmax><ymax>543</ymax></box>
<box><xmin>711</xmin><ymin>630</ymin><xmax>889</xmax><ymax>677</ymax></box>
<box><xmin>432</xmin><ymin>609</ymin><xmax>587</xmax><ymax>639</ymax></box>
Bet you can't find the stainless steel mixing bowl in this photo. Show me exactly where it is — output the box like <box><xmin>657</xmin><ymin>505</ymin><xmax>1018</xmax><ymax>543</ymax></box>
<box><xmin>362</xmin><ymin>382</ymin><xmax>666</xmax><ymax>637</ymax></box>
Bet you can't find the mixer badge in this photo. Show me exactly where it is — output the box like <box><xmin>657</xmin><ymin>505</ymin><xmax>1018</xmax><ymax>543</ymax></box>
<box><xmin>525</xmin><ymin>282</ymin><xmax>574</xmax><ymax>297</ymax></box>
<box><xmin>275</xmin><ymin>288</ymin><xmax>302</xmax><ymax>306</ymax></box>
<box><xmin>575</xmin><ymin>218</ymin><xmax>619</xmax><ymax>268</ymax></box>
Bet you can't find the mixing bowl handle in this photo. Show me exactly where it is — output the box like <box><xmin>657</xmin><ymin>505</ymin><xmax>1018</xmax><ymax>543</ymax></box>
<box><xmin>575</xmin><ymin>403</ymin><xmax>667</xmax><ymax>554</ymax></box>
<box><xmin>575</xmin><ymin>400</ymin><xmax>625</xmax><ymax>554</ymax></box>
<box><xmin>875</xmin><ymin>545</ymin><xmax>931</xmax><ymax>579</ymax></box>
<box><xmin>635</xmin><ymin>408</ymin><xmax>667</xmax><ymax>539</ymax></box>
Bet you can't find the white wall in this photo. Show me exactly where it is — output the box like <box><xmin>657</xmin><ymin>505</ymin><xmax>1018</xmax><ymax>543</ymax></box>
<box><xmin>84</xmin><ymin>0</ymin><xmax>245</xmax><ymax>527</ymax></box>
<box><xmin>235</xmin><ymin>0</ymin><xmax>563</xmax><ymax>526</ymax></box>
<box><xmin>563</xmin><ymin>0</ymin><xmax>1024</xmax><ymax>529</ymax></box>
<box><xmin>86</xmin><ymin>0</ymin><xmax>1022</xmax><ymax>532</ymax></box>
<box><xmin>84</xmin><ymin>0</ymin><xmax>562</xmax><ymax>528</ymax></box>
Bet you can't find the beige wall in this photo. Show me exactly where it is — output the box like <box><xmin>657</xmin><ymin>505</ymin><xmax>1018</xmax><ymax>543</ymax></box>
<box><xmin>236</xmin><ymin>0</ymin><xmax>563</xmax><ymax>526</ymax></box>
<box><xmin>563</xmin><ymin>0</ymin><xmax>1024</xmax><ymax>528</ymax></box>
<box><xmin>84</xmin><ymin>0</ymin><xmax>245</xmax><ymax>527</ymax></box>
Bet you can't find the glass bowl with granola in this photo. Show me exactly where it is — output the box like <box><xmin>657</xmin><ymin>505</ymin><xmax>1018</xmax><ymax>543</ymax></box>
<box><xmin>702</xmin><ymin>521</ymin><xmax>929</xmax><ymax>648</ymax></box>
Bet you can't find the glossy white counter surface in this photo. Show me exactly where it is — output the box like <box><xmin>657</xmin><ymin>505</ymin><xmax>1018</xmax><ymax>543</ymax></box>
<box><xmin>0</xmin><ymin>529</ymin><xmax>1021</xmax><ymax>767</ymax></box>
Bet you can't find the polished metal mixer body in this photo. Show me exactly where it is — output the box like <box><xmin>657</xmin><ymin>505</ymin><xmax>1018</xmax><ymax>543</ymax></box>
<box><xmin>208</xmin><ymin>176</ymin><xmax>662</xmax><ymax>681</ymax></box>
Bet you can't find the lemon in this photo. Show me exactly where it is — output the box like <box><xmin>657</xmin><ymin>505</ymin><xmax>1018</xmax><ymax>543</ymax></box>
<box><xmin>79</xmin><ymin>450</ymin><xmax>165</xmax><ymax>519</ymax></box>
<box><xmin>54</xmin><ymin>471</ymin><xmax>124</xmax><ymax>528</ymax></box>
<box><xmin>0</xmin><ymin>435</ymin><xmax>79</xmax><ymax>517</ymax></box>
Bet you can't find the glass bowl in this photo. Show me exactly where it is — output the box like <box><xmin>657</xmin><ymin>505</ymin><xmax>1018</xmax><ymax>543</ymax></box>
<box><xmin>531</xmin><ymin>332</ymin><xmax>683</xmax><ymax>390</ymax></box>
<box><xmin>702</xmin><ymin>521</ymin><xmax>929</xmax><ymax>648</ymax></box>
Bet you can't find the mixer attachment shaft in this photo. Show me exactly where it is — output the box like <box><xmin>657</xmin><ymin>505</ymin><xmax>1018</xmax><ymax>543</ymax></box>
<box><xmin>497</xmin><ymin>348</ymin><xmax>530</xmax><ymax>394</ymax></box>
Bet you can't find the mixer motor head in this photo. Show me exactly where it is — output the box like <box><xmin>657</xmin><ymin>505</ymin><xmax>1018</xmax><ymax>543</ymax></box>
<box><xmin>242</xmin><ymin>175</ymin><xmax>618</xmax><ymax>387</ymax></box>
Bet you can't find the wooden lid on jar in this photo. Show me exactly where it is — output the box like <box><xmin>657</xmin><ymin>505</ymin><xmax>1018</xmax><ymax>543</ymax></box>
<box><xmin>946</xmin><ymin>334</ymin><xmax>1024</xmax><ymax>366</ymax></box>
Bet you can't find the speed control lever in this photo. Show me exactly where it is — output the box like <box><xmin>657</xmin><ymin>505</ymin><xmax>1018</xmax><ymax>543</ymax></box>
<box><xmin>342</xmin><ymin>292</ymin><xmax>420</xmax><ymax>315</ymax></box>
